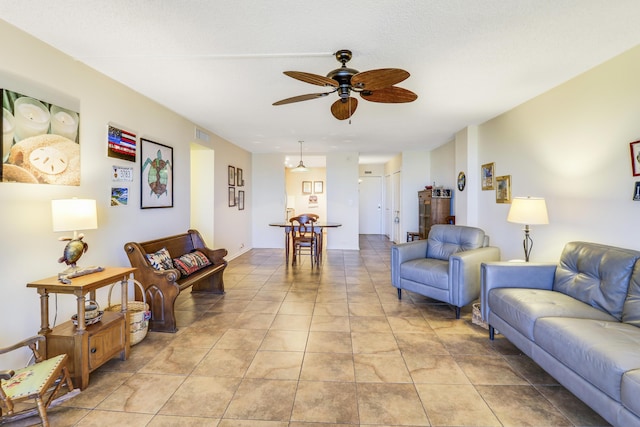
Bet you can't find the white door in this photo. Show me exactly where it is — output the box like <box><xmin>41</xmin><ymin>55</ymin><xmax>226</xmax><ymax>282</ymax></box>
<box><xmin>391</xmin><ymin>171</ymin><xmax>401</xmax><ymax>243</ymax></box>
<box><xmin>384</xmin><ymin>174</ymin><xmax>391</xmax><ymax>238</ymax></box>
<box><xmin>358</xmin><ymin>176</ymin><xmax>382</xmax><ymax>234</ymax></box>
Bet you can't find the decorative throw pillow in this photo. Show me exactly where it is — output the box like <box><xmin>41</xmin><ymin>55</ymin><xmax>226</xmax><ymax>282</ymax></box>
<box><xmin>173</xmin><ymin>250</ymin><xmax>212</xmax><ymax>277</ymax></box>
<box><xmin>146</xmin><ymin>247</ymin><xmax>174</xmax><ymax>271</ymax></box>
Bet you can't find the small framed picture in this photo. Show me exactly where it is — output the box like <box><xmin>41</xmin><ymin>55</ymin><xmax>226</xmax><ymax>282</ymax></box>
<box><xmin>495</xmin><ymin>175</ymin><xmax>511</xmax><ymax>204</ymax></box>
<box><xmin>238</xmin><ymin>190</ymin><xmax>245</xmax><ymax>210</ymax></box>
<box><xmin>140</xmin><ymin>138</ymin><xmax>173</xmax><ymax>209</ymax></box>
<box><xmin>314</xmin><ymin>181</ymin><xmax>323</xmax><ymax>194</ymax></box>
<box><xmin>302</xmin><ymin>181</ymin><xmax>312</xmax><ymax>194</ymax></box>
<box><xmin>228</xmin><ymin>186</ymin><xmax>236</xmax><ymax>207</ymax></box>
<box><xmin>634</xmin><ymin>182</ymin><xmax>640</xmax><ymax>201</ymax></box>
<box><xmin>228</xmin><ymin>165</ymin><xmax>235</xmax><ymax>186</ymax></box>
<box><xmin>481</xmin><ymin>162</ymin><xmax>495</xmax><ymax>190</ymax></box>
<box><xmin>237</xmin><ymin>168</ymin><xmax>244</xmax><ymax>186</ymax></box>
<box><xmin>630</xmin><ymin>141</ymin><xmax>640</xmax><ymax>176</ymax></box>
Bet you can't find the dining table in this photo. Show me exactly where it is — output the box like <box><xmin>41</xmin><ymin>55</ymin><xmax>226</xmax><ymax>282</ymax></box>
<box><xmin>269</xmin><ymin>221</ymin><xmax>342</xmax><ymax>264</ymax></box>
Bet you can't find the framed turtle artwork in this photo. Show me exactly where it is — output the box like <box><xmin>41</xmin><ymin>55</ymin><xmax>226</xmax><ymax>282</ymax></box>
<box><xmin>140</xmin><ymin>138</ymin><xmax>173</xmax><ymax>208</ymax></box>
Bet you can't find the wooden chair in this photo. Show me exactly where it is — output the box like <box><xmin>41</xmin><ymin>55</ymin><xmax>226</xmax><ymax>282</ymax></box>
<box><xmin>290</xmin><ymin>214</ymin><xmax>319</xmax><ymax>266</ymax></box>
<box><xmin>0</xmin><ymin>336</ymin><xmax>80</xmax><ymax>426</ymax></box>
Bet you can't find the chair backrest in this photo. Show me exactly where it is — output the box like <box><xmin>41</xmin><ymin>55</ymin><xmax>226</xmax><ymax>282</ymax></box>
<box><xmin>290</xmin><ymin>215</ymin><xmax>317</xmax><ymax>238</ymax></box>
<box><xmin>426</xmin><ymin>224</ymin><xmax>486</xmax><ymax>261</ymax></box>
<box><xmin>301</xmin><ymin>213</ymin><xmax>319</xmax><ymax>221</ymax></box>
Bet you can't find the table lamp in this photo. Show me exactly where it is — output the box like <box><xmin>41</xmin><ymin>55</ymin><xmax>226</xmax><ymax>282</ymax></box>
<box><xmin>52</xmin><ymin>198</ymin><xmax>102</xmax><ymax>279</ymax></box>
<box><xmin>507</xmin><ymin>196</ymin><xmax>549</xmax><ymax>262</ymax></box>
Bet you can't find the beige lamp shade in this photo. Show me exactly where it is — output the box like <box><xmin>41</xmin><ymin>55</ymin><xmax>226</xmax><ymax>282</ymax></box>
<box><xmin>51</xmin><ymin>198</ymin><xmax>98</xmax><ymax>233</ymax></box>
<box><xmin>507</xmin><ymin>197</ymin><xmax>549</xmax><ymax>225</ymax></box>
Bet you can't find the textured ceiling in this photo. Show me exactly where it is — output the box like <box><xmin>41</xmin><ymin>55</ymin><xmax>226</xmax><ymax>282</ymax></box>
<box><xmin>2</xmin><ymin>1</ymin><xmax>640</xmax><ymax>165</ymax></box>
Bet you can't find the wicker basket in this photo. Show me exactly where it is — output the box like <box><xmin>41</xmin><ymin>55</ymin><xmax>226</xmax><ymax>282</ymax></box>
<box><xmin>471</xmin><ymin>302</ymin><xmax>489</xmax><ymax>330</ymax></box>
<box><xmin>106</xmin><ymin>279</ymin><xmax>151</xmax><ymax>346</ymax></box>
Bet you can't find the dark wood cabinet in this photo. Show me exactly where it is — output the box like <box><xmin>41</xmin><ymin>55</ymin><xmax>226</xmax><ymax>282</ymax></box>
<box><xmin>418</xmin><ymin>189</ymin><xmax>451</xmax><ymax>239</ymax></box>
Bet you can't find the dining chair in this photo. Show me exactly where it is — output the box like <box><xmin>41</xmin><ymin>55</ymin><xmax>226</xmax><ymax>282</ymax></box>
<box><xmin>289</xmin><ymin>214</ymin><xmax>318</xmax><ymax>266</ymax></box>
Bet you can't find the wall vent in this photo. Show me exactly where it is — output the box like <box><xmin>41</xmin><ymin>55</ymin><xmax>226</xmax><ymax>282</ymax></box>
<box><xmin>195</xmin><ymin>128</ymin><xmax>211</xmax><ymax>142</ymax></box>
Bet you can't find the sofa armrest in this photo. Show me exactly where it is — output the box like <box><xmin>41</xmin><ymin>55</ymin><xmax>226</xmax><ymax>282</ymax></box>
<box><xmin>480</xmin><ymin>261</ymin><xmax>556</xmax><ymax>322</ymax></box>
<box><xmin>391</xmin><ymin>240</ymin><xmax>429</xmax><ymax>286</ymax></box>
<box><xmin>449</xmin><ymin>246</ymin><xmax>501</xmax><ymax>307</ymax></box>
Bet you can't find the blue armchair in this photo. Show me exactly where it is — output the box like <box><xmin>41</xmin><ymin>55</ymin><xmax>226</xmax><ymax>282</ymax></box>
<box><xmin>391</xmin><ymin>224</ymin><xmax>500</xmax><ymax>318</ymax></box>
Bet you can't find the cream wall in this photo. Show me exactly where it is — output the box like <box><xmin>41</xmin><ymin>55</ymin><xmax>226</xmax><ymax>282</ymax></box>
<box><xmin>470</xmin><ymin>45</ymin><xmax>640</xmax><ymax>260</ymax></box>
<box><xmin>0</xmin><ymin>21</ymin><xmax>250</xmax><ymax>366</ymax></box>
<box><xmin>285</xmin><ymin>167</ymin><xmax>327</xmax><ymax>220</ymax></box>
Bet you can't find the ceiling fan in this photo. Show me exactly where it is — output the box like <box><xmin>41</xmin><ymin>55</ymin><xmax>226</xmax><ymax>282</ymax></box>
<box><xmin>273</xmin><ymin>49</ymin><xmax>418</xmax><ymax>120</ymax></box>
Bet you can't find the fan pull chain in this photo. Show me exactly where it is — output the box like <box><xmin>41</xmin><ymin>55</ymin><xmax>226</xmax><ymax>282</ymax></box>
<box><xmin>349</xmin><ymin>97</ymin><xmax>352</xmax><ymax>124</ymax></box>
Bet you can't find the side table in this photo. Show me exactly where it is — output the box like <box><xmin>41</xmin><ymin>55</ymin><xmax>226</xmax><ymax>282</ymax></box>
<box><xmin>27</xmin><ymin>267</ymin><xmax>136</xmax><ymax>390</ymax></box>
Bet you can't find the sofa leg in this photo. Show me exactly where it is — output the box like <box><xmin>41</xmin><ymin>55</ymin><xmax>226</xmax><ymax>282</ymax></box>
<box><xmin>489</xmin><ymin>326</ymin><xmax>495</xmax><ymax>340</ymax></box>
<box><xmin>455</xmin><ymin>306</ymin><xmax>461</xmax><ymax>319</ymax></box>
<box><xmin>397</xmin><ymin>288</ymin><xmax>402</xmax><ymax>299</ymax></box>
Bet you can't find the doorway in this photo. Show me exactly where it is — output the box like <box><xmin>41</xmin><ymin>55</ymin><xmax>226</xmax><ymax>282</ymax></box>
<box><xmin>190</xmin><ymin>142</ymin><xmax>214</xmax><ymax>245</ymax></box>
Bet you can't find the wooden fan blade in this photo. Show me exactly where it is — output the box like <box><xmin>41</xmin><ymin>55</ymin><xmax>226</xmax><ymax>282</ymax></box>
<box><xmin>284</xmin><ymin>71</ymin><xmax>339</xmax><ymax>87</ymax></box>
<box><xmin>330</xmin><ymin>97</ymin><xmax>358</xmax><ymax>120</ymax></box>
<box><xmin>361</xmin><ymin>86</ymin><xmax>418</xmax><ymax>103</ymax></box>
<box><xmin>273</xmin><ymin>92</ymin><xmax>331</xmax><ymax>105</ymax></box>
<box><xmin>351</xmin><ymin>68</ymin><xmax>410</xmax><ymax>91</ymax></box>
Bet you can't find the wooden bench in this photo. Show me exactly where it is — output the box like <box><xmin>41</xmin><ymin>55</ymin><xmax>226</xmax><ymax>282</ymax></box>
<box><xmin>124</xmin><ymin>229</ymin><xmax>227</xmax><ymax>333</ymax></box>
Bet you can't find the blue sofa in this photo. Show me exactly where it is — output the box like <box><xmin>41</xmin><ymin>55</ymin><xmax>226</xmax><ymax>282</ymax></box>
<box><xmin>482</xmin><ymin>241</ymin><xmax>640</xmax><ymax>427</ymax></box>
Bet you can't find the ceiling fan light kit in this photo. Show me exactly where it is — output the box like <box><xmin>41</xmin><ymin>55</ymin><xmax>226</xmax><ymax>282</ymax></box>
<box><xmin>273</xmin><ymin>49</ymin><xmax>417</xmax><ymax>120</ymax></box>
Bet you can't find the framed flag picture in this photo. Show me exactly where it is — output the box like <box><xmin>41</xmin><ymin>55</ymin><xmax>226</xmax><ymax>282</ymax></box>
<box><xmin>108</xmin><ymin>124</ymin><xmax>136</xmax><ymax>162</ymax></box>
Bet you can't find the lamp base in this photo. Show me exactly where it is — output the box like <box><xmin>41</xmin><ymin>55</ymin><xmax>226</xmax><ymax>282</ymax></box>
<box><xmin>58</xmin><ymin>265</ymin><xmax>104</xmax><ymax>282</ymax></box>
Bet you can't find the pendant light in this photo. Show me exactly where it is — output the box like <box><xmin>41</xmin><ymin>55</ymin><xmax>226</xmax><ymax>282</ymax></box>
<box><xmin>291</xmin><ymin>140</ymin><xmax>309</xmax><ymax>172</ymax></box>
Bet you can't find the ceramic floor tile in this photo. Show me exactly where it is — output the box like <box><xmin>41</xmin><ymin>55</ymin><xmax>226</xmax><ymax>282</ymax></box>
<box><xmin>148</xmin><ymin>415</ymin><xmax>221</xmax><ymax>426</ymax></box>
<box><xmin>351</xmin><ymin>331</ymin><xmax>399</xmax><ymax>354</ymax></box>
<box><xmin>223</xmin><ymin>378</ymin><xmax>298</xmax><ymax>421</ymax></box>
<box><xmin>231</xmin><ymin>312</ymin><xmax>276</xmax><ymax>329</ymax></box>
<box><xmin>300</xmin><ymin>352</ymin><xmax>355</xmax><ymax>381</ymax></box>
<box><xmin>455</xmin><ymin>354</ymin><xmax>529</xmax><ymax>385</ymax></box>
<box><xmin>403</xmin><ymin>353</ymin><xmax>471</xmax><ymax>384</ymax></box>
<box><xmin>394</xmin><ymin>331</ymin><xmax>449</xmax><ymax>355</ymax></box>
<box><xmin>192</xmin><ymin>348</ymin><xmax>256</xmax><ymax>377</ymax></box>
<box><xmin>245</xmin><ymin>350</ymin><xmax>304</xmax><ymax>380</ymax></box>
<box><xmin>75</xmin><ymin>409</ymin><xmax>153</xmax><ymax>426</ymax></box>
<box><xmin>416</xmin><ymin>383</ymin><xmax>501</xmax><ymax>426</ymax></box>
<box><xmin>314</xmin><ymin>302</ymin><xmax>349</xmax><ymax>316</ymax></box>
<box><xmin>291</xmin><ymin>381</ymin><xmax>359</xmax><ymax>424</ymax></box>
<box><xmin>309</xmin><ymin>315</ymin><xmax>350</xmax><ymax>332</ymax></box>
<box><xmin>348</xmin><ymin>302</ymin><xmax>385</xmax><ymax>316</ymax></box>
<box><xmin>158</xmin><ymin>375</ymin><xmax>241</xmax><ymax>418</ymax></box>
<box><xmin>97</xmin><ymin>373</ymin><xmax>186</xmax><ymax>413</ymax></box>
<box><xmin>354</xmin><ymin>353</ymin><xmax>413</xmax><ymax>383</ymax></box>
<box><xmin>139</xmin><ymin>346</ymin><xmax>209</xmax><ymax>375</ymax></box>
<box><xmin>357</xmin><ymin>382</ymin><xmax>429</xmax><ymax>426</ymax></box>
<box><xmin>387</xmin><ymin>316</ymin><xmax>433</xmax><ymax>333</ymax></box>
<box><xmin>259</xmin><ymin>329</ymin><xmax>308</xmax><ymax>351</ymax></box>
<box><xmin>306</xmin><ymin>331</ymin><xmax>352</xmax><ymax>353</ymax></box>
<box><xmin>535</xmin><ymin>385</ymin><xmax>612</xmax><ymax>427</ymax></box>
<box><xmin>270</xmin><ymin>313</ymin><xmax>312</xmax><ymax>330</ymax></box>
<box><xmin>349</xmin><ymin>316</ymin><xmax>392</xmax><ymax>333</ymax></box>
<box><xmin>214</xmin><ymin>328</ymin><xmax>267</xmax><ymax>350</ymax></box>
<box><xmin>477</xmin><ymin>384</ymin><xmax>573</xmax><ymax>426</ymax></box>
<box><xmin>278</xmin><ymin>301</ymin><xmax>315</xmax><ymax>315</ymax></box>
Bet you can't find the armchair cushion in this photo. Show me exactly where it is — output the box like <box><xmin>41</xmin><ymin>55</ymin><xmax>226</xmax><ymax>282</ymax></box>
<box><xmin>401</xmin><ymin>258</ymin><xmax>449</xmax><ymax>290</ymax></box>
<box><xmin>426</xmin><ymin>225</ymin><xmax>487</xmax><ymax>260</ymax></box>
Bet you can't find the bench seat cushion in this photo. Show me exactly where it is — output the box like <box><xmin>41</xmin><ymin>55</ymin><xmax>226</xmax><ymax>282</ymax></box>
<box><xmin>173</xmin><ymin>250</ymin><xmax>211</xmax><ymax>277</ymax></box>
<box><xmin>535</xmin><ymin>317</ymin><xmax>640</xmax><ymax>402</ymax></box>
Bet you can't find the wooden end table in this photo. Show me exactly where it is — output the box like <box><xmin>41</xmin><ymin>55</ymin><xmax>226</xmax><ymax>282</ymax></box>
<box><xmin>27</xmin><ymin>267</ymin><xmax>136</xmax><ymax>390</ymax></box>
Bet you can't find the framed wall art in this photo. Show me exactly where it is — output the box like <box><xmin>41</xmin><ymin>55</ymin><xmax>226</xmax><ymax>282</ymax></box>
<box><xmin>237</xmin><ymin>168</ymin><xmax>244</xmax><ymax>186</ymax></box>
<box><xmin>2</xmin><ymin>88</ymin><xmax>80</xmax><ymax>185</ymax></box>
<box><xmin>495</xmin><ymin>175</ymin><xmax>511</xmax><ymax>204</ymax></box>
<box><xmin>238</xmin><ymin>190</ymin><xmax>245</xmax><ymax>210</ymax></box>
<box><xmin>302</xmin><ymin>181</ymin><xmax>312</xmax><ymax>194</ymax></box>
<box><xmin>228</xmin><ymin>165</ymin><xmax>235</xmax><ymax>186</ymax></box>
<box><xmin>140</xmin><ymin>138</ymin><xmax>173</xmax><ymax>208</ymax></box>
<box><xmin>314</xmin><ymin>181</ymin><xmax>323</xmax><ymax>194</ymax></box>
<box><xmin>481</xmin><ymin>162</ymin><xmax>495</xmax><ymax>190</ymax></box>
<box><xmin>630</xmin><ymin>140</ymin><xmax>640</xmax><ymax>176</ymax></box>
<box><xmin>228</xmin><ymin>187</ymin><xmax>236</xmax><ymax>207</ymax></box>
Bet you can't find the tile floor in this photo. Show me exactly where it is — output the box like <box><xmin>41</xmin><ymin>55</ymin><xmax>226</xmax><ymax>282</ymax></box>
<box><xmin>14</xmin><ymin>235</ymin><xmax>610</xmax><ymax>426</ymax></box>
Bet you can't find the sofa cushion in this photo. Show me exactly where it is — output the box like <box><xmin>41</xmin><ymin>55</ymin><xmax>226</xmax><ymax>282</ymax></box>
<box><xmin>553</xmin><ymin>241</ymin><xmax>640</xmax><ymax>320</ymax></box>
<box><xmin>623</xmin><ymin>263</ymin><xmax>640</xmax><ymax>327</ymax></box>
<box><xmin>173</xmin><ymin>250</ymin><xmax>212</xmax><ymax>277</ymax></box>
<box><xmin>535</xmin><ymin>317</ymin><xmax>640</xmax><ymax>402</ymax></box>
<box><xmin>146</xmin><ymin>247</ymin><xmax>174</xmax><ymax>271</ymax></box>
<box><xmin>401</xmin><ymin>258</ymin><xmax>449</xmax><ymax>290</ymax></box>
<box><xmin>488</xmin><ymin>288</ymin><xmax>616</xmax><ymax>341</ymax></box>
<box><xmin>622</xmin><ymin>369</ymin><xmax>640</xmax><ymax>418</ymax></box>
<box><xmin>426</xmin><ymin>225</ymin><xmax>485</xmax><ymax>261</ymax></box>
